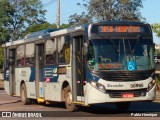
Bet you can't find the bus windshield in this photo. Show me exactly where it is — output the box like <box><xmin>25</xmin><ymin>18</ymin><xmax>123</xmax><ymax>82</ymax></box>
<box><xmin>87</xmin><ymin>39</ymin><xmax>154</xmax><ymax>71</ymax></box>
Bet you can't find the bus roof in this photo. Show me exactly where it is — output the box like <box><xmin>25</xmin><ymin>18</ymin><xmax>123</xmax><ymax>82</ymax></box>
<box><xmin>5</xmin><ymin>24</ymin><xmax>89</xmax><ymax>47</ymax></box>
<box><xmin>5</xmin><ymin>28</ymin><xmax>61</xmax><ymax>47</ymax></box>
<box><xmin>50</xmin><ymin>24</ymin><xmax>88</xmax><ymax>37</ymax></box>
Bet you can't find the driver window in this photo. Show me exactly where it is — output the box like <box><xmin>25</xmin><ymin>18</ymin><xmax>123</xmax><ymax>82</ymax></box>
<box><xmin>16</xmin><ymin>45</ymin><xmax>25</xmax><ymax>67</ymax></box>
<box><xmin>87</xmin><ymin>42</ymin><xmax>95</xmax><ymax>67</ymax></box>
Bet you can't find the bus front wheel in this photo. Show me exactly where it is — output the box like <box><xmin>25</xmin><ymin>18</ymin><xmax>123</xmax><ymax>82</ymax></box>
<box><xmin>20</xmin><ymin>83</ymin><xmax>31</xmax><ymax>105</ymax></box>
<box><xmin>64</xmin><ymin>86</ymin><xmax>78</xmax><ymax>112</ymax></box>
<box><xmin>115</xmin><ymin>102</ymin><xmax>130</xmax><ymax>111</ymax></box>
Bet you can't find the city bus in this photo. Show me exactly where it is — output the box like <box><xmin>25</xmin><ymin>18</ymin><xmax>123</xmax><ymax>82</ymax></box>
<box><xmin>4</xmin><ymin>21</ymin><xmax>156</xmax><ymax>111</ymax></box>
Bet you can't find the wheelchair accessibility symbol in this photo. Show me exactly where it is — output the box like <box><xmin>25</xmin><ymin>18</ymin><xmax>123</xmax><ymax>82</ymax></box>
<box><xmin>127</xmin><ymin>61</ymin><xmax>136</xmax><ymax>71</ymax></box>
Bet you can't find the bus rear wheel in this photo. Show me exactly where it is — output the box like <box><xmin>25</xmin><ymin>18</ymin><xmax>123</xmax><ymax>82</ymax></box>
<box><xmin>20</xmin><ymin>83</ymin><xmax>31</xmax><ymax>105</ymax></box>
<box><xmin>64</xmin><ymin>86</ymin><xmax>78</xmax><ymax>112</ymax></box>
<box><xmin>115</xmin><ymin>102</ymin><xmax>130</xmax><ymax>111</ymax></box>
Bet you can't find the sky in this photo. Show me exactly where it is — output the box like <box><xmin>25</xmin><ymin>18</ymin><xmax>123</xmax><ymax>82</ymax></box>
<box><xmin>42</xmin><ymin>0</ymin><xmax>160</xmax><ymax>44</ymax></box>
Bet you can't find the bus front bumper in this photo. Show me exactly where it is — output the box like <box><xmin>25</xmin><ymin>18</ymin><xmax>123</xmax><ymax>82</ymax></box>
<box><xmin>85</xmin><ymin>83</ymin><xmax>156</xmax><ymax>105</ymax></box>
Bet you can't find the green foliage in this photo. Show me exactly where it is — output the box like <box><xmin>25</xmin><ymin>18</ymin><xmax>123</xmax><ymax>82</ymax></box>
<box><xmin>0</xmin><ymin>0</ymin><xmax>46</xmax><ymax>41</ymax></box>
<box><xmin>72</xmin><ymin>0</ymin><xmax>144</xmax><ymax>24</ymax></box>
<box><xmin>68</xmin><ymin>12</ymin><xmax>92</xmax><ymax>25</ymax></box>
<box><xmin>0</xmin><ymin>28</ymin><xmax>10</xmax><ymax>43</ymax></box>
<box><xmin>23</xmin><ymin>23</ymin><xmax>70</xmax><ymax>37</ymax></box>
<box><xmin>152</xmin><ymin>23</ymin><xmax>160</xmax><ymax>38</ymax></box>
<box><xmin>23</xmin><ymin>22</ymin><xmax>54</xmax><ymax>36</ymax></box>
<box><xmin>0</xmin><ymin>0</ymin><xmax>13</xmax><ymax>23</ymax></box>
<box><xmin>60</xmin><ymin>23</ymin><xmax>71</xmax><ymax>29</ymax></box>
<box><xmin>0</xmin><ymin>0</ymin><xmax>13</xmax><ymax>42</ymax></box>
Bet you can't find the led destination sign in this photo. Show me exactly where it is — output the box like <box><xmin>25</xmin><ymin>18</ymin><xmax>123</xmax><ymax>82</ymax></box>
<box><xmin>98</xmin><ymin>26</ymin><xmax>144</xmax><ymax>33</ymax></box>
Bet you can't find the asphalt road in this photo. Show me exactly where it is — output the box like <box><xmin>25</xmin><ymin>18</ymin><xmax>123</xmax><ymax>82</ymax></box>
<box><xmin>0</xmin><ymin>89</ymin><xmax>160</xmax><ymax>120</ymax></box>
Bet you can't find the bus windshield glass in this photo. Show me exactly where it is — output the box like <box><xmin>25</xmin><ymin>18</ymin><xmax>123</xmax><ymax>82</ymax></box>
<box><xmin>87</xmin><ymin>39</ymin><xmax>154</xmax><ymax>71</ymax></box>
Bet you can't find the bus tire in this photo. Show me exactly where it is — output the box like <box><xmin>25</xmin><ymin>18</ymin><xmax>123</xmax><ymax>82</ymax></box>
<box><xmin>20</xmin><ymin>83</ymin><xmax>31</xmax><ymax>105</ymax></box>
<box><xmin>115</xmin><ymin>102</ymin><xmax>130</xmax><ymax>111</ymax></box>
<box><xmin>64</xmin><ymin>86</ymin><xmax>78</xmax><ymax>112</ymax></box>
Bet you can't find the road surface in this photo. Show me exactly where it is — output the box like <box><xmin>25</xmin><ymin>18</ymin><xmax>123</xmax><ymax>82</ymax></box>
<box><xmin>0</xmin><ymin>89</ymin><xmax>160</xmax><ymax>119</ymax></box>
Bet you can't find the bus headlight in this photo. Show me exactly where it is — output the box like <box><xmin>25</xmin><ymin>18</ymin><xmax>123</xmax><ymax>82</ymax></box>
<box><xmin>90</xmin><ymin>81</ymin><xmax>106</xmax><ymax>93</ymax></box>
<box><xmin>147</xmin><ymin>80</ymin><xmax>156</xmax><ymax>92</ymax></box>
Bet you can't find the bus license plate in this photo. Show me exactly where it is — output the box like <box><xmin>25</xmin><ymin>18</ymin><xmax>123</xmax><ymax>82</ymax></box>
<box><xmin>122</xmin><ymin>93</ymin><xmax>134</xmax><ymax>98</ymax></box>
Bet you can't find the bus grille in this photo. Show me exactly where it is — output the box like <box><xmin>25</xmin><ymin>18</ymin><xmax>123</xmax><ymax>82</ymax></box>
<box><xmin>95</xmin><ymin>69</ymin><xmax>155</xmax><ymax>81</ymax></box>
<box><xmin>107</xmin><ymin>89</ymin><xmax>147</xmax><ymax>98</ymax></box>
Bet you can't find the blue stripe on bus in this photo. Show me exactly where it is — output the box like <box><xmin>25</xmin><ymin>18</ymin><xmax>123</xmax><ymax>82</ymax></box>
<box><xmin>39</xmin><ymin>69</ymin><xmax>44</xmax><ymax>82</ymax></box>
<box><xmin>29</xmin><ymin>67</ymin><xmax>35</xmax><ymax>82</ymax></box>
<box><xmin>44</xmin><ymin>65</ymin><xmax>59</xmax><ymax>82</ymax></box>
<box><xmin>4</xmin><ymin>69</ymin><xmax>9</xmax><ymax>81</ymax></box>
<box><xmin>28</xmin><ymin>66</ymin><xmax>59</xmax><ymax>82</ymax></box>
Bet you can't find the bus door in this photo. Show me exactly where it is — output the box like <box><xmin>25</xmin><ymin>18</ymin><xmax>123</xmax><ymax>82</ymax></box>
<box><xmin>72</xmin><ymin>35</ymin><xmax>85</xmax><ymax>102</ymax></box>
<box><xmin>35</xmin><ymin>44</ymin><xmax>45</xmax><ymax>98</ymax></box>
<box><xmin>9</xmin><ymin>49</ymin><xmax>16</xmax><ymax>95</ymax></box>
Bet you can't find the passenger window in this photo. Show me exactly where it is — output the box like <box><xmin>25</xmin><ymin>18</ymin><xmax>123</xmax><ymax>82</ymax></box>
<box><xmin>46</xmin><ymin>39</ymin><xmax>56</xmax><ymax>65</ymax></box>
<box><xmin>25</xmin><ymin>43</ymin><xmax>35</xmax><ymax>66</ymax></box>
<box><xmin>16</xmin><ymin>45</ymin><xmax>25</xmax><ymax>67</ymax></box>
<box><xmin>58</xmin><ymin>35</ymin><xmax>70</xmax><ymax>64</ymax></box>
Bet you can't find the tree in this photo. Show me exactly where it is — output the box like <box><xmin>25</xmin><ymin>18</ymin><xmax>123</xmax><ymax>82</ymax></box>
<box><xmin>0</xmin><ymin>0</ymin><xmax>46</xmax><ymax>41</ymax></box>
<box><xmin>23</xmin><ymin>22</ymin><xmax>54</xmax><ymax>36</ymax></box>
<box><xmin>113</xmin><ymin>0</ymin><xmax>143</xmax><ymax>21</ymax></box>
<box><xmin>68</xmin><ymin>12</ymin><xmax>92</xmax><ymax>25</ymax></box>
<box><xmin>152</xmin><ymin>23</ymin><xmax>160</xmax><ymax>38</ymax></box>
<box><xmin>0</xmin><ymin>0</ymin><xmax>13</xmax><ymax>42</ymax></box>
<box><xmin>60</xmin><ymin>23</ymin><xmax>71</xmax><ymax>29</ymax></box>
<box><xmin>72</xmin><ymin>0</ymin><xmax>144</xmax><ymax>23</ymax></box>
<box><xmin>23</xmin><ymin>22</ymin><xmax>70</xmax><ymax>37</ymax></box>
<box><xmin>0</xmin><ymin>28</ymin><xmax>10</xmax><ymax>43</ymax></box>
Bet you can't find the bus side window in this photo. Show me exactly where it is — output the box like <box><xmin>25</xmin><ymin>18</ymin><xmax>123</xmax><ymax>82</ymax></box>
<box><xmin>16</xmin><ymin>45</ymin><xmax>25</xmax><ymax>67</ymax></box>
<box><xmin>25</xmin><ymin>43</ymin><xmax>34</xmax><ymax>66</ymax></box>
<box><xmin>87</xmin><ymin>42</ymin><xmax>95</xmax><ymax>65</ymax></box>
<box><xmin>45</xmin><ymin>39</ymin><xmax>56</xmax><ymax>65</ymax></box>
<box><xmin>58</xmin><ymin>35</ymin><xmax>70</xmax><ymax>64</ymax></box>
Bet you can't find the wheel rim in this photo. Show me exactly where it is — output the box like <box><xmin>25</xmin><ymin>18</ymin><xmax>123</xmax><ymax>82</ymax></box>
<box><xmin>21</xmin><ymin>87</ymin><xmax>25</xmax><ymax>101</ymax></box>
<box><xmin>66</xmin><ymin>91</ymin><xmax>72</xmax><ymax>105</ymax></box>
